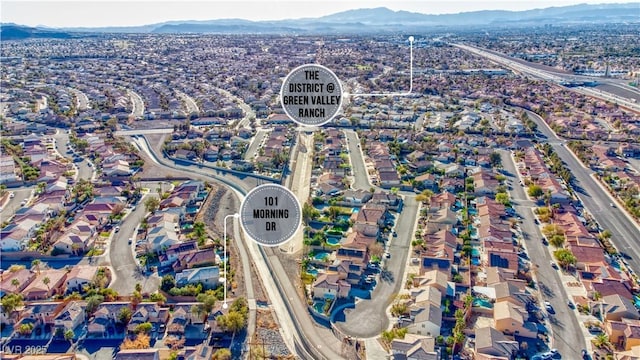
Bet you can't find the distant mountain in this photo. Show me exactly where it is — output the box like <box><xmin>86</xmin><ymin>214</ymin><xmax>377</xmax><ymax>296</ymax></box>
<box><xmin>0</xmin><ymin>24</ymin><xmax>74</xmax><ymax>40</ymax></box>
<box><xmin>2</xmin><ymin>3</ymin><xmax>639</xmax><ymax>37</ymax></box>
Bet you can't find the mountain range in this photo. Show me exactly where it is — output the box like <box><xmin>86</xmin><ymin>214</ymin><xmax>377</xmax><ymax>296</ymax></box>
<box><xmin>1</xmin><ymin>3</ymin><xmax>638</xmax><ymax>39</ymax></box>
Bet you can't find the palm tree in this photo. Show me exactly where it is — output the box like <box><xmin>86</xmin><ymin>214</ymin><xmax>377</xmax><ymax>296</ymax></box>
<box><xmin>11</xmin><ymin>279</ymin><xmax>20</xmax><ymax>292</ymax></box>
<box><xmin>31</xmin><ymin>259</ymin><xmax>41</xmax><ymax>275</ymax></box>
<box><xmin>43</xmin><ymin>276</ymin><xmax>51</xmax><ymax>294</ymax></box>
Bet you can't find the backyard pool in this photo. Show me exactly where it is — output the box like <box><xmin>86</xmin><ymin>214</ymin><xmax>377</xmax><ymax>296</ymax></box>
<box><xmin>306</xmin><ymin>266</ymin><xmax>318</xmax><ymax>276</ymax></box>
<box><xmin>473</xmin><ymin>298</ymin><xmax>493</xmax><ymax>308</ymax></box>
<box><xmin>326</xmin><ymin>236</ymin><xmax>341</xmax><ymax>246</ymax></box>
<box><xmin>314</xmin><ymin>251</ymin><xmax>331</xmax><ymax>261</ymax></box>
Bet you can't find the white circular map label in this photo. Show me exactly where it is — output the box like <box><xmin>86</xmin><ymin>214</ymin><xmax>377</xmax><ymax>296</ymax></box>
<box><xmin>280</xmin><ymin>64</ymin><xmax>343</xmax><ymax>126</ymax></box>
<box><xmin>240</xmin><ymin>184</ymin><xmax>301</xmax><ymax>246</ymax></box>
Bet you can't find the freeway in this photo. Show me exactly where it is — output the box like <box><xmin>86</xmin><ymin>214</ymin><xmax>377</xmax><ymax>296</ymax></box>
<box><xmin>499</xmin><ymin>150</ymin><xmax>585</xmax><ymax>359</ymax></box>
<box><xmin>527</xmin><ymin>111</ymin><xmax>640</xmax><ymax>271</ymax></box>
<box><xmin>454</xmin><ymin>43</ymin><xmax>640</xmax><ymax>112</ymax></box>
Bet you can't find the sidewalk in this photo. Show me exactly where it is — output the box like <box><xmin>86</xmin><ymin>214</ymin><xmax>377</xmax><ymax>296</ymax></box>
<box><xmin>365</xmin><ymin>338</ymin><xmax>389</xmax><ymax>360</ymax></box>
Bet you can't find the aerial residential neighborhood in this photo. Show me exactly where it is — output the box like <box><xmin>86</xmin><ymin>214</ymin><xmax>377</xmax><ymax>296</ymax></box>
<box><xmin>1</xmin><ymin>2</ymin><xmax>640</xmax><ymax>360</ymax></box>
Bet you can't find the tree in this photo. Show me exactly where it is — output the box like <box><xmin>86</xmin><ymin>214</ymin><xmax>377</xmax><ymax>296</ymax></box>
<box><xmin>31</xmin><ymin>259</ymin><xmax>41</xmax><ymax>275</ymax></box>
<box><xmin>134</xmin><ymin>322</ymin><xmax>153</xmax><ymax>334</ymax></box>
<box><xmin>528</xmin><ymin>185</ymin><xmax>544</xmax><ymax>199</ymax></box>
<box><xmin>217</xmin><ymin>311</ymin><xmax>246</xmax><ymax>333</ymax></box>
<box><xmin>1</xmin><ymin>293</ymin><xmax>24</xmax><ymax>314</ymax></box>
<box><xmin>213</xmin><ymin>348</ymin><xmax>232</xmax><ymax>360</ymax></box>
<box><xmin>121</xmin><ymin>333</ymin><xmax>151</xmax><ymax>350</ymax></box>
<box><xmin>161</xmin><ymin>274</ymin><xmax>176</xmax><ymax>292</ymax></box>
<box><xmin>302</xmin><ymin>203</ymin><xmax>320</xmax><ymax>225</ymax></box>
<box><xmin>11</xmin><ymin>278</ymin><xmax>20</xmax><ymax>292</ymax></box>
<box><xmin>495</xmin><ymin>192</ymin><xmax>510</xmax><ymax>206</ymax></box>
<box><xmin>368</xmin><ymin>242</ymin><xmax>384</xmax><ymax>258</ymax></box>
<box><xmin>549</xmin><ymin>234</ymin><xmax>565</xmax><ymax>249</ymax></box>
<box><xmin>489</xmin><ymin>152</ymin><xmax>502</xmax><ymax>167</ymax></box>
<box><xmin>327</xmin><ymin>206</ymin><xmax>341</xmax><ymax>221</ymax></box>
<box><xmin>118</xmin><ymin>307</ymin><xmax>132</xmax><ymax>324</ymax></box>
<box><xmin>554</xmin><ymin>249</ymin><xmax>577</xmax><ymax>269</ymax></box>
<box><xmin>415</xmin><ymin>189</ymin><xmax>433</xmax><ymax>204</ymax></box>
<box><xmin>85</xmin><ymin>294</ymin><xmax>104</xmax><ymax>315</ymax></box>
<box><xmin>593</xmin><ymin>333</ymin><xmax>611</xmax><ymax>350</ymax></box>
<box><xmin>64</xmin><ymin>329</ymin><xmax>74</xmax><ymax>342</ymax></box>
<box><xmin>196</xmin><ymin>290</ymin><xmax>218</xmax><ymax>314</ymax></box>
<box><xmin>144</xmin><ymin>196</ymin><xmax>160</xmax><ymax>213</ymax></box>
<box><xmin>43</xmin><ymin>276</ymin><xmax>51</xmax><ymax>292</ymax></box>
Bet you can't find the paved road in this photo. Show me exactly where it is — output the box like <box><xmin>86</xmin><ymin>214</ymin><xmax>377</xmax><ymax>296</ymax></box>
<box><xmin>499</xmin><ymin>150</ymin><xmax>585</xmax><ymax>359</ymax></box>
<box><xmin>335</xmin><ymin>196</ymin><xmax>418</xmax><ymax>338</ymax></box>
<box><xmin>175</xmin><ymin>90</ymin><xmax>199</xmax><ymax>114</ymax></box>
<box><xmin>114</xmin><ymin>128</ymin><xmax>173</xmax><ymax>136</ymax></box>
<box><xmin>454</xmin><ymin>43</ymin><xmax>640</xmax><ymax>112</ymax></box>
<box><xmin>108</xmin><ymin>195</ymin><xmax>160</xmax><ymax>294</ymax></box>
<box><xmin>127</xmin><ymin>89</ymin><xmax>145</xmax><ymax>119</ymax></box>
<box><xmin>281</xmin><ymin>131</ymin><xmax>313</xmax><ymax>254</ymax></box>
<box><xmin>68</xmin><ymin>88</ymin><xmax>91</xmax><ymax>111</ymax></box>
<box><xmin>52</xmin><ymin>131</ymin><xmax>92</xmax><ymax>180</ymax></box>
<box><xmin>344</xmin><ymin>129</ymin><xmax>371</xmax><ymax>190</ymax></box>
<box><xmin>215</xmin><ymin>88</ymin><xmax>256</xmax><ymax>129</ymax></box>
<box><xmin>1</xmin><ymin>187</ymin><xmax>33</xmax><ymax>219</ymax></box>
<box><xmin>244</xmin><ymin>129</ymin><xmax>269</xmax><ymax>161</ymax></box>
<box><xmin>528</xmin><ymin>111</ymin><xmax>640</xmax><ymax>268</ymax></box>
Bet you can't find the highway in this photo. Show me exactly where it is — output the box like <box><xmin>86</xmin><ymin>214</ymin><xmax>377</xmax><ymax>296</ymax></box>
<box><xmin>454</xmin><ymin>43</ymin><xmax>640</xmax><ymax>112</ymax></box>
<box><xmin>499</xmin><ymin>150</ymin><xmax>585</xmax><ymax>359</ymax></box>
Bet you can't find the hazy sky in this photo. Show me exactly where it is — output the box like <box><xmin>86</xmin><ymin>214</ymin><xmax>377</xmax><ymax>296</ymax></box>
<box><xmin>2</xmin><ymin>0</ymin><xmax>639</xmax><ymax>27</ymax></box>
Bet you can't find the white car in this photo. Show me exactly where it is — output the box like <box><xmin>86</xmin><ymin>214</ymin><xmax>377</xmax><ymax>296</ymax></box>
<box><xmin>9</xmin><ymin>192</ymin><xmax>15</xmax><ymax>198</ymax></box>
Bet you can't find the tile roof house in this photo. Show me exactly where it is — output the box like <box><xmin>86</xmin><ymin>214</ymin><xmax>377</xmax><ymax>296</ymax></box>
<box><xmin>493</xmin><ymin>301</ymin><xmax>537</xmax><ymax>338</ymax></box>
<box><xmin>66</xmin><ymin>265</ymin><xmax>98</xmax><ymax>293</ymax></box>
<box><xmin>312</xmin><ymin>272</ymin><xmax>351</xmax><ymax>299</ymax></box>
<box><xmin>599</xmin><ymin>294</ymin><xmax>640</xmax><ymax>322</ymax></box>
<box><xmin>175</xmin><ymin>266</ymin><xmax>220</xmax><ymax>290</ymax></box>
<box><xmin>0</xmin><ymin>268</ymin><xmax>35</xmax><ymax>296</ymax></box>
<box><xmin>53</xmin><ymin>301</ymin><xmax>86</xmax><ymax>338</ymax></box>
<box><xmin>87</xmin><ymin>302</ymin><xmax>131</xmax><ymax>338</ymax></box>
<box><xmin>22</xmin><ymin>269</ymin><xmax>67</xmax><ymax>300</ymax></box>
<box><xmin>115</xmin><ymin>348</ymin><xmax>160</xmax><ymax>360</ymax></box>
<box><xmin>390</xmin><ymin>333</ymin><xmax>438</xmax><ymax>360</ymax></box>
<box><xmin>402</xmin><ymin>302</ymin><xmax>442</xmax><ymax>337</ymax></box>
<box><xmin>474</xmin><ymin>326</ymin><xmax>519</xmax><ymax>360</ymax></box>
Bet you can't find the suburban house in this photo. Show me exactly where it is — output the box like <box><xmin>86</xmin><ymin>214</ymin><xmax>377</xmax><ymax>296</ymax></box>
<box><xmin>474</xmin><ymin>326</ymin><xmax>519</xmax><ymax>360</ymax></box>
<box><xmin>390</xmin><ymin>333</ymin><xmax>439</xmax><ymax>360</ymax></box>
<box><xmin>312</xmin><ymin>272</ymin><xmax>351</xmax><ymax>299</ymax></box>
<box><xmin>53</xmin><ymin>301</ymin><xmax>86</xmax><ymax>338</ymax></box>
<box><xmin>175</xmin><ymin>266</ymin><xmax>220</xmax><ymax>289</ymax></box>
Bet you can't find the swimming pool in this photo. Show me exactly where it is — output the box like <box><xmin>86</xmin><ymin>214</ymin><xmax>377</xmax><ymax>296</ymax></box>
<box><xmin>473</xmin><ymin>298</ymin><xmax>493</xmax><ymax>308</ymax></box>
<box><xmin>314</xmin><ymin>251</ymin><xmax>330</xmax><ymax>261</ymax></box>
<box><xmin>306</xmin><ymin>266</ymin><xmax>318</xmax><ymax>276</ymax></box>
<box><xmin>326</xmin><ymin>236</ymin><xmax>341</xmax><ymax>246</ymax></box>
